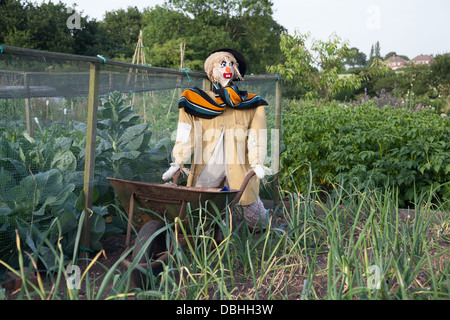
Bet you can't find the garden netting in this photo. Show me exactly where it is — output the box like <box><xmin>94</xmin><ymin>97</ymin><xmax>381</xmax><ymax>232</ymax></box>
<box><xmin>0</xmin><ymin>46</ymin><xmax>282</xmax><ymax>275</ymax></box>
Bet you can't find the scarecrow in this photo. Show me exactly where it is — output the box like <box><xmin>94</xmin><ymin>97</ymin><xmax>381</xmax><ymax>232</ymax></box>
<box><xmin>162</xmin><ymin>48</ymin><xmax>270</xmax><ymax>228</ymax></box>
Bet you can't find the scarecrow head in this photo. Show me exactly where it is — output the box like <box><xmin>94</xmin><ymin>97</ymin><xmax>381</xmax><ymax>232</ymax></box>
<box><xmin>204</xmin><ymin>48</ymin><xmax>247</xmax><ymax>87</ymax></box>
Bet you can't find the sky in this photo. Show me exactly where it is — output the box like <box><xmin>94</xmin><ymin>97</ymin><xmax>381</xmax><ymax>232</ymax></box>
<box><xmin>39</xmin><ymin>0</ymin><xmax>450</xmax><ymax>59</ymax></box>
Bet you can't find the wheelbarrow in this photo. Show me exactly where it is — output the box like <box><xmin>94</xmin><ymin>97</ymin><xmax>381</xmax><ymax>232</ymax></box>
<box><xmin>107</xmin><ymin>170</ymin><xmax>255</xmax><ymax>280</ymax></box>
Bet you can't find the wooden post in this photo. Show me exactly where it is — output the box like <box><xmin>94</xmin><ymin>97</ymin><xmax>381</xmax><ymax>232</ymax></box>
<box><xmin>180</xmin><ymin>42</ymin><xmax>185</xmax><ymax>69</ymax></box>
<box><xmin>80</xmin><ymin>62</ymin><xmax>100</xmax><ymax>256</ymax></box>
<box><xmin>203</xmin><ymin>78</ymin><xmax>212</xmax><ymax>91</ymax></box>
<box><xmin>273</xmin><ymin>78</ymin><xmax>282</xmax><ymax>206</ymax></box>
<box><xmin>23</xmin><ymin>73</ymin><xmax>33</xmax><ymax>137</ymax></box>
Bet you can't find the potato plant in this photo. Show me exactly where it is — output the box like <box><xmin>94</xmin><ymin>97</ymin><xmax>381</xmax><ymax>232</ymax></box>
<box><xmin>281</xmin><ymin>102</ymin><xmax>450</xmax><ymax>208</ymax></box>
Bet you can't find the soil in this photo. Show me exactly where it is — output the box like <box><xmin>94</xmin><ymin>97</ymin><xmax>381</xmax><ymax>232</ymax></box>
<box><xmin>2</xmin><ymin>232</ymin><xmax>129</xmax><ymax>300</ymax></box>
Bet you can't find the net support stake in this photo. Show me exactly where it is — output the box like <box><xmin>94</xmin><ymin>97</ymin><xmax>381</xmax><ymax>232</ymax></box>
<box><xmin>273</xmin><ymin>77</ymin><xmax>282</xmax><ymax>206</ymax></box>
<box><xmin>23</xmin><ymin>73</ymin><xmax>33</xmax><ymax>137</ymax></box>
<box><xmin>80</xmin><ymin>62</ymin><xmax>101</xmax><ymax>258</ymax></box>
<box><xmin>203</xmin><ymin>78</ymin><xmax>212</xmax><ymax>91</ymax></box>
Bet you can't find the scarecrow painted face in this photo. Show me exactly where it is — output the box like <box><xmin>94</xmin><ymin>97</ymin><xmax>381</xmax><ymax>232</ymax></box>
<box><xmin>220</xmin><ymin>60</ymin><xmax>235</xmax><ymax>81</ymax></box>
<box><xmin>204</xmin><ymin>51</ymin><xmax>243</xmax><ymax>87</ymax></box>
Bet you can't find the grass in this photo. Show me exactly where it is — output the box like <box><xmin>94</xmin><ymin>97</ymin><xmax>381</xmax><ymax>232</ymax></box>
<box><xmin>1</xmin><ymin>180</ymin><xmax>449</xmax><ymax>300</ymax></box>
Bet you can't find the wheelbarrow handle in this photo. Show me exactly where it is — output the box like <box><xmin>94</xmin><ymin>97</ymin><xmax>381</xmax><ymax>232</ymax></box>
<box><xmin>173</xmin><ymin>169</ymin><xmax>181</xmax><ymax>185</ymax></box>
<box><xmin>232</xmin><ymin>170</ymin><xmax>255</xmax><ymax>207</ymax></box>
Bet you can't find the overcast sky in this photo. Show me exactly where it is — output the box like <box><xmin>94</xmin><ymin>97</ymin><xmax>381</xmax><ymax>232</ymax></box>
<box><xmin>40</xmin><ymin>0</ymin><xmax>450</xmax><ymax>59</ymax></box>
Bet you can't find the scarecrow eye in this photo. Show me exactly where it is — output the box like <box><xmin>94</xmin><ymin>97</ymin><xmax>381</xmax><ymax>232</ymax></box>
<box><xmin>230</xmin><ymin>62</ymin><xmax>234</xmax><ymax>67</ymax></box>
<box><xmin>221</xmin><ymin>61</ymin><xmax>227</xmax><ymax>67</ymax></box>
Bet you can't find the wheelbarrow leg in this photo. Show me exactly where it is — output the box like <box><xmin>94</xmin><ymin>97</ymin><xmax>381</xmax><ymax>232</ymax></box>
<box><xmin>125</xmin><ymin>192</ymin><xmax>136</xmax><ymax>248</ymax></box>
<box><xmin>131</xmin><ymin>220</ymin><xmax>167</xmax><ymax>282</ymax></box>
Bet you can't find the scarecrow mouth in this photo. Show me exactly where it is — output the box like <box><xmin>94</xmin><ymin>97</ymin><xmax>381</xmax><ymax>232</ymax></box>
<box><xmin>223</xmin><ymin>73</ymin><xmax>233</xmax><ymax>79</ymax></box>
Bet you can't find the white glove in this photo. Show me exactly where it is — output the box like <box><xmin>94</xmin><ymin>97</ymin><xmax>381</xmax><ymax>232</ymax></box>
<box><xmin>162</xmin><ymin>163</ymin><xmax>180</xmax><ymax>181</ymax></box>
<box><xmin>251</xmin><ymin>164</ymin><xmax>265</xmax><ymax>179</ymax></box>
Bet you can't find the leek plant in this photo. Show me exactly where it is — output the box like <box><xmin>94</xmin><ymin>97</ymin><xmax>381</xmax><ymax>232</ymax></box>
<box><xmin>1</xmin><ymin>181</ymin><xmax>448</xmax><ymax>300</ymax></box>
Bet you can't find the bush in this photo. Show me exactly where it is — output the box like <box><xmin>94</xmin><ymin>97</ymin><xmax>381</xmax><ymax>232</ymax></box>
<box><xmin>281</xmin><ymin>102</ymin><xmax>450</xmax><ymax>208</ymax></box>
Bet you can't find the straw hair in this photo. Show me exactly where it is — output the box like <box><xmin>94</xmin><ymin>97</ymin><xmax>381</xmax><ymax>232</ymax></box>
<box><xmin>204</xmin><ymin>51</ymin><xmax>243</xmax><ymax>83</ymax></box>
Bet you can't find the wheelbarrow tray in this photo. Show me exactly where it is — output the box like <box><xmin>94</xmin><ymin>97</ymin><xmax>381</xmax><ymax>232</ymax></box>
<box><xmin>107</xmin><ymin>177</ymin><xmax>239</xmax><ymax>226</ymax></box>
<box><xmin>107</xmin><ymin>171</ymin><xmax>255</xmax><ymax>276</ymax></box>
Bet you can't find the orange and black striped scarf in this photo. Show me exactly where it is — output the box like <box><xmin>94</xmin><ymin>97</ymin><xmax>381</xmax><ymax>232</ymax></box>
<box><xmin>178</xmin><ymin>82</ymin><xmax>267</xmax><ymax>119</ymax></box>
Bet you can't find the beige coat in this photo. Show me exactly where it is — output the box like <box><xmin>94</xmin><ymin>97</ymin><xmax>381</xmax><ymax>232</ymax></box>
<box><xmin>172</xmin><ymin>94</ymin><xmax>267</xmax><ymax>206</ymax></box>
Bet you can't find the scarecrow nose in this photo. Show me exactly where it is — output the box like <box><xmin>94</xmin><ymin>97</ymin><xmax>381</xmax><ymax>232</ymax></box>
<box><xmin>225</xmin><ymin>67</ymin><xmax>231</xmax><ymax>72</ymax></box>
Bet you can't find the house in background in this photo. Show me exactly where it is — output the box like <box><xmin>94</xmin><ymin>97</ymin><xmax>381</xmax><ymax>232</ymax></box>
<box><xmin>386</xmin><ymin>54</ymin><xmax>435</xmax><ymax>70</ymax></box>
<box><xmin>410</xmin><ymin>54</ymin><xmax>434</xmax><ymax>66</ymax></box>
<box><xmin>386</xmin><ymin>54</ymin><xmax>408</xmax><ymax>70</ymax></box>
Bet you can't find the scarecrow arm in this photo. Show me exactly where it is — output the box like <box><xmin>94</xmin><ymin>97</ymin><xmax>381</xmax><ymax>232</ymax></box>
<box><xmin>169</xmin><ymin>108</ymin><xmax>195</xmax><ymax>169</ymax></box>
<box><xmin>247</xmin><ymin>105</ymin><xmax>267</xmax><ymax>170</ymax></box>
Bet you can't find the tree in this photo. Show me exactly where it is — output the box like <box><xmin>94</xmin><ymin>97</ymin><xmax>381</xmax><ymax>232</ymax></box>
<box><xmin>268</xmin><ymin>31</ymin><xmax>388</xmax><ymax>100</ymax></box>
<box><xmin>168</xmin><ymin>0</ymin><xmax>274</xmax><ymax>20</ymax></box>
<box><xmin>99</xmin><ymin>7</ymin><xmax>143</xmax><ymax>60</ymax></box>
<box><xmin>367</xmin><ymin>41</ymin><xmax>384</xmax><ymax>68</ymax></box>
<box><xmin>0</xmin><ymin>0</ymin><xmax>30</xmax><ymax>44</ymax></box>
<box><xmin>384</xmin><ymin>51</ymin><xmax>409</xmax><ymax>61</ymax></box>
<box><xmin>142</xmin><ymin>5</ymin><xmax>190</xmax><ymax>49</ymax></box>
<box><xmin>344</xmin><ymin>47</ymin><xmax>367</xmax><ymax>68</ymax></box>
<box><xmin>374</xmin><ymin>41</ymin><xmax>381</xmax><ymax>58</ymax></box>
<box><xmin>0</xmin><ymin>1</ymin><xmax>107</xmax><ymax>57</ymax></box>
<box><xmin>1</xmin><ymin>1</ymin><xmax>75</xmax><ymax>52</ymax></box>
<box><xmin>142</xmin><ymin>4</ymin><xmax>198</xmax><ymax>69</ymax></box>
<box><xmin>71</xmin><ymin>18</ymin><xmax>107</xmax><ymax>57</ymax></box>
<box><xmin>141</xmin><ymin>0</ymin><xmax>285</xmax><ymax>73</ymax></box>
<box><xmin>142</xmin><ymin>4</ymin><xmax>230</xmax><ymax>70</ymax></box>
<box><xmin>431</xmin><ymin>53</ymin><xmax>450</xmax><ymax>97</ymax></box>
